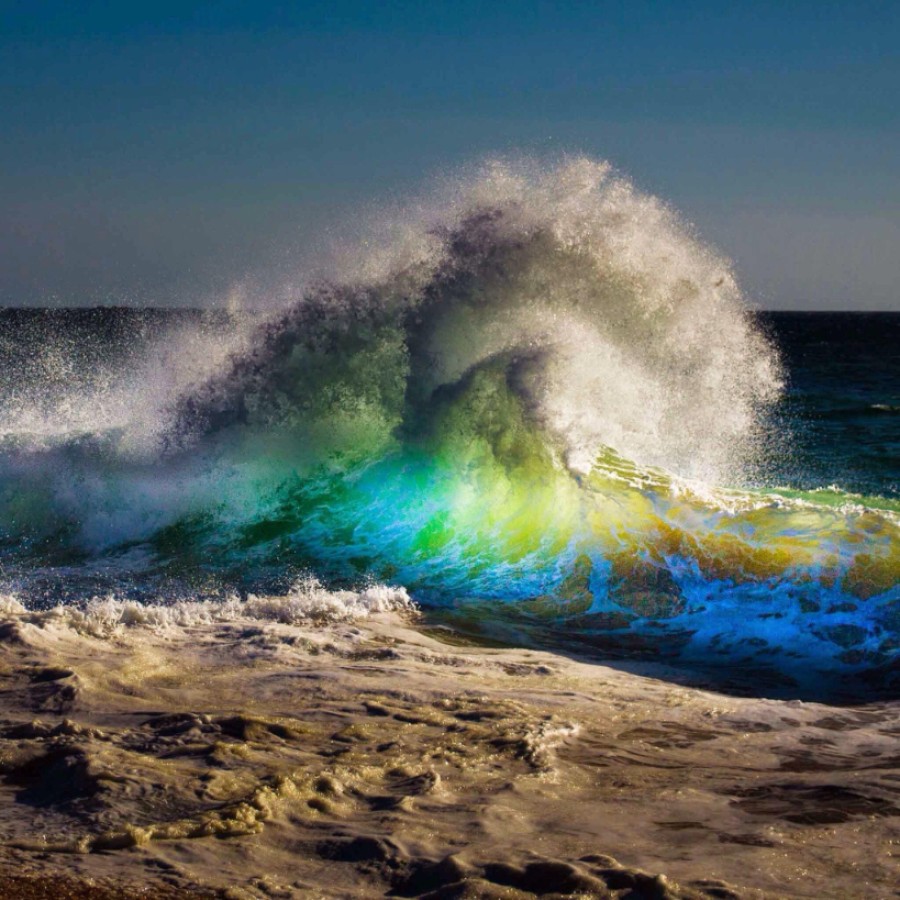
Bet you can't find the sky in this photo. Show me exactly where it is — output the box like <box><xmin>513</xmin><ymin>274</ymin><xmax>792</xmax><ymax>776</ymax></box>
<box><xmin>2</xmin><ymin>1</ymin><xmax>898</xmax><ymax>310</ymax></box>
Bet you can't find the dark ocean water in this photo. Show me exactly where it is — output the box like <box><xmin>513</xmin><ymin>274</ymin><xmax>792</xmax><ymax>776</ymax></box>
<box><xmin>762</xmin><ymin>312</ymin><xmax>899</xmax><ymax>500</ymax></box>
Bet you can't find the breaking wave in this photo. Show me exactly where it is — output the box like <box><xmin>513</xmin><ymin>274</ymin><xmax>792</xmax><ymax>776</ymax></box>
<box><xmin>0</xmin><ymin>157</ymin><xmax>896</xmax><ymax>696</ymax></box>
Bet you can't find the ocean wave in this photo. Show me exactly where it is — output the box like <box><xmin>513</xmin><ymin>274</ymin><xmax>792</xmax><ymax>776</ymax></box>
<box><xmin>0</xmin><ymin>157</ymin><xmax>895</xmax><ymax>689</ymax></box>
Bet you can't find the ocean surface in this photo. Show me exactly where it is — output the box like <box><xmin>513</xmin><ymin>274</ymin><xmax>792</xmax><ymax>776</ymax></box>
<box><xmin>0</xmin><ymin>160</ymin><xmax>896</xmax><ymax>701</ymax></box>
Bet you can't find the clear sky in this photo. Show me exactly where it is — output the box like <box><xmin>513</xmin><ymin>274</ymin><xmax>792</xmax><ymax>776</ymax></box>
<box><xmin>2</xmin><ymin>1</ymin><xmax>898</xmax><ymax>309</ymax></box>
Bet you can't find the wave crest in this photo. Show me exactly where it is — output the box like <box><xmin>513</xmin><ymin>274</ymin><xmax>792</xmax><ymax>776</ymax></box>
<box><xmin>170</xmin><ymin>157</ymin><xmax>781</xmax><ymax>484</ymax></box>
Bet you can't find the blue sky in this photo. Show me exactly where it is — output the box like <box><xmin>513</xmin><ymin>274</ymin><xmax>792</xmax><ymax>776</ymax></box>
<box><xmin>2</xmin><ymin>1</ymin><xmax>898</xmax><ymax>308</ymax></box>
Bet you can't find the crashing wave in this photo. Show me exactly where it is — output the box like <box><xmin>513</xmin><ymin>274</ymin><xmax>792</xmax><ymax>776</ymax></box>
<box><xmin>0</xmin><ymin>157</ymin><xmax>895</xmax><ymax>694</ymax></box>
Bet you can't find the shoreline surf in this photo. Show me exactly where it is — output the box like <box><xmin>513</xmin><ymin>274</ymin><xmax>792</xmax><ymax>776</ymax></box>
<box><xmin>0</xmin><ymin>589</ymin><xmax>897</xmax><ymax>898</ymax></box>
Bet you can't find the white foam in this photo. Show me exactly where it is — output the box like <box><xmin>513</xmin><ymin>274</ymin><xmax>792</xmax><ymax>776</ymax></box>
<box><xmin>307</xmin><ymin>156</ymin><xmax>783</xmax><ymax>484</ymax></box>
<box><xmin>4</xmin><ymin>577</ymin><xmax>415</xmax><ymax>638</ymax></box>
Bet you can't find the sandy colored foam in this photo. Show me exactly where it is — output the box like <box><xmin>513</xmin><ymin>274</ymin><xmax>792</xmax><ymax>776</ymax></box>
<box><xmin>0</xmin><ymin>592</ymin><xmax>897</xmax><ymax>899</ymax></box>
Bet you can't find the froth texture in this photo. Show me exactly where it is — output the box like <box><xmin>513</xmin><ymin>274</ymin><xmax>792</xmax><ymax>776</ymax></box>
<box><xmin>172</xmin><ymin>158</ymin><xmax>782</xmax><ymax>483</ymax></box>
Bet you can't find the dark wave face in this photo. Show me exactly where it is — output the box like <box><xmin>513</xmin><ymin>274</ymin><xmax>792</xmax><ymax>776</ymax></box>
<box><xmin>0</xmin><ymin>159</ymin><xmax>896</xmax><ymax>701</ymax></box>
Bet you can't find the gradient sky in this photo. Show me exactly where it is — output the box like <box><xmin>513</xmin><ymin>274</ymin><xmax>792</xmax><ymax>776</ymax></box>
<box><xmin>2</xmin><ymin>1</ymin><xmax>898</xmax><ymax>309</ymax></box>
